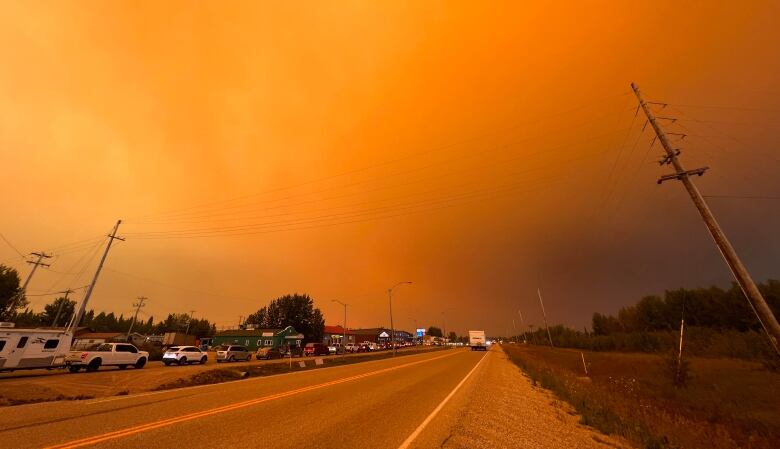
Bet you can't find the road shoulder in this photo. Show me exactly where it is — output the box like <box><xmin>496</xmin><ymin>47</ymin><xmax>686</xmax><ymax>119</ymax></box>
<box><xmin>409</xmin><ymin>346</ymin><xmax>632</xmax><ymax>449</ymax></box>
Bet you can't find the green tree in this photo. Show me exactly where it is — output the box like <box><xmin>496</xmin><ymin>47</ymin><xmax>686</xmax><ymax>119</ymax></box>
<box><xmin>427</xmin><ymin>326</ymin><xmax>443</xmax><ymax>337</ymax></box>
<box><xmin>247</xmin><ymin>293</ymin><xmax>324</xmax><ymax>342</ymax></box>
<box><xmin>0</xmin><ymin>264</ymin><xmax>25</xmax><ymax>321</ymax></box>
<box><xmin>42</xmin><ymin>296</ymin><xmax>76</xmax><ymax>327</ymax></box>
<box><xmin>447</xmin><ymin>331</ymin><xmax>457</xmax><ymax>342</ymax></box>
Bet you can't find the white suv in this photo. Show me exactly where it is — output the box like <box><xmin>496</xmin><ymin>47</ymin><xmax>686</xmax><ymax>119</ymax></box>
<box><xmin>344</xmin><ymin>343</ymin><xmax>359</xmax><ymax>353</ymax></box>
<box><xmin>162</xmin><ymin>346</ymin><xmax>208</xmax><ymax>366</ymax></box>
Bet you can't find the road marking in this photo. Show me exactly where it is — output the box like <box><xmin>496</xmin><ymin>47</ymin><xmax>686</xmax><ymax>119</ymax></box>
<box><xmin>80</xmin><ymin>348</ymin><xmax>445</xmax><ymax>406</ymax></box>
<box><xmin>396</xmin><ymin>349</ymin><xmax>489</xmax><ymax>449</ymax></box>
<box><xmin>43</xmin><ymin>350</ymin><xmax>464</xmax><ymax>449</ymax></box>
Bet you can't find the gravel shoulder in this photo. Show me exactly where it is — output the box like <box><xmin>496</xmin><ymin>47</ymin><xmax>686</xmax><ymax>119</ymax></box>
<box><xmin>411</xmin><ymin>346</ymin><xmax>632</xmax><ymax>449</ymax></box>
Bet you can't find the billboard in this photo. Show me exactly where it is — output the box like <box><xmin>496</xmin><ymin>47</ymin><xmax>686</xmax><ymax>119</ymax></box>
<box><xmin>416</xmin><ymin>328</ymin><xmax>426</xmax><ymax>337</ymax></box>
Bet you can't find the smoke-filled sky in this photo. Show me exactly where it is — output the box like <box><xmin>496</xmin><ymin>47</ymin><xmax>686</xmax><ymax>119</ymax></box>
<box><xmin>1</xmin><ymin>1</ymin><xmax>779</xmax><ymax>336</ymax></box>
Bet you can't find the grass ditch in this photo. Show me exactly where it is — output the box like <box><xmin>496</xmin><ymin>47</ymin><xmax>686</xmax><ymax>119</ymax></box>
<box><xmin>502</xmin><ymin>344</ymin><xmax>780</xmax><ymax>449</ymax></box>
<box><xmin>154</xmin><ymin>347</ymin><xmax>445</xmax><ymax>391</ymax></box>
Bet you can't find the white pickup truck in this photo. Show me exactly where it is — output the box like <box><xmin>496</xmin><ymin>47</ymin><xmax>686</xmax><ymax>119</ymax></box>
<box><xmin>65</xmin><ymin>343</ymin><xmax>149</xmax><ymax>372</ymax></box>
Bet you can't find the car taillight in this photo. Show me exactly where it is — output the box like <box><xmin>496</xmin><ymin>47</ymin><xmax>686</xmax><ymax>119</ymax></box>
<box><xmin>81</xmin><ymin>352</ymin><xmax>88</xmax><ymax>359</ymax></box>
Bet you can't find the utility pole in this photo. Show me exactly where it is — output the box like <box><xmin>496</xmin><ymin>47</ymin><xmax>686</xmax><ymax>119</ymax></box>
<box><xmin>185</xmin><ymin>310</ymin><xmax>196</xmax><ymax>335</ymax></box>
<box><xmin>632</xmin><ymin>83</ymin><xmax>780</xmax><ymax>356</ymax></box>
<box><xmin>332</xmin><ymin>300</ymin><xmax>348</xmax><ymax>350</ymax></box>
<box><xmin>51</xmin><ymin>288</ymin><xmax>75</xmax><ymax>327</ymax></box>
<box><xmin>388</xmin><ymin>281</ymin><xmax>412</xmax><ymax>357</ymax></box>
<box><xmin>538</xmin><ymin>288</ymin><xmax>554</xmax><ymax>347</ymax></box>
<box><xmin>68</xmin><ymin>220</ymin><xmax>124</xmax><ymax>332</ymax></box>
<box><xmin>127</xmin><ymin>296</ymin><xmax>147</xmax><ymax>337</ymax></box>
<box><xmin>518</xmin><ymin>310</ymin><xmax>528</xmax><ymax>343</ymax></box>
<box><xmin>8</xmin><ymin>251</ymin><xmax>52</xmax><ymax>317</ymax></box>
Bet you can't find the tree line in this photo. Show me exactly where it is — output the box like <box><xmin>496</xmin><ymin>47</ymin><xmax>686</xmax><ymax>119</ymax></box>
<box><xmin>0</xmin><ymin>264</ymin><xmax>216</xmax><ymax>338</ymax></box>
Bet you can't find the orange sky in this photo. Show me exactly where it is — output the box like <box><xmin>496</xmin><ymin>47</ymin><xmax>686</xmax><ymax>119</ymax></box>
<box><xmin>1</xmin><ymin>1</ymin><xmax>780</xmax><ymax>335</ymax></box>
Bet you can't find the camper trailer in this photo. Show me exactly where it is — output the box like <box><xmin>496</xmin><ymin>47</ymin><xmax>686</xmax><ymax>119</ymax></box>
<box><xmin>0</xmin><ymin>328</ymin><xmax>73</xmax><ymax>371</ymax></box>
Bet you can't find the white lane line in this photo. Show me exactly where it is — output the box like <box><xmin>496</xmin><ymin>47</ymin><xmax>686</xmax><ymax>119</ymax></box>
<box><xmin>397</xmin><ymin>349</ymin><xmax>489</xmax><ymax>449</ymax></box>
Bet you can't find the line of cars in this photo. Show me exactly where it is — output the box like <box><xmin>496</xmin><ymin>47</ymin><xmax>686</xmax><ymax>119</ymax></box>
<box><xmin>63</xmin><ymin>339</ymin><xmax>421</xmax><ymax>372</ymax></box>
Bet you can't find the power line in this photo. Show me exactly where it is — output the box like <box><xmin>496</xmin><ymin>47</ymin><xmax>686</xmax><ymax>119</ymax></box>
<box><xmin>129</xmin><ymin>92</ymin><xmax>632</xmax><ymax>224</ymax></box>
<box><xmin>0</xmin><ymin>233</ymin><xmax>24</xmax><ymax>258</ymax></box>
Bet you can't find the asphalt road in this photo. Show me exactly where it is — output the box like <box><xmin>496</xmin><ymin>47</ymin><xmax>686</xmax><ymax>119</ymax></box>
<box><xmin>0</xmin><ymin>347</ymin><xmax>438</xmax><ymax>402</ymax></box>
<box><xmin>0</xmin><ymin>348</ymin><xmax>487</xmax><ymax>449</ymax></box>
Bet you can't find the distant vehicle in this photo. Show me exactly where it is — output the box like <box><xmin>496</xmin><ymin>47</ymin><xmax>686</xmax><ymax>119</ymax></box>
<box><xmin>256</xmin><ymin>347</ymin><xmax>282</xmax><ymax>360</ymax></box>
<box><xmin>162</xmin><ymin>332</ymin><xmax>196</xmax><ymax>348</ymax></box>
<box><xmin>65</xmin><ymin>343</ymin><xmax>149</xmax><ymax>372</ymax></box>
<box><xmin>0</xmin><ymin>328</ymin><xmax>73</xmax><ymax>372</ymax></box>
<box><xmin>162</xmin><ymin>346</ymin><xmax>207</xmax><ymax>366</ymax></box>
<box><xmin>468</xmin><ymin>330</ymin><xmax>487</xmax><ymax>351</ymax></box>
<box><xmin>216</xmin><ymin>345</ymin><xmax>252</xmax><ymax>362</ymax></box>
<box><xmin>304</xmin><ymin>343</ymin><xmax>329</xmax><ymax>356</ymax></box>
<box><xmin>328</xmin><ymin>343</ymin><xmax>345</xmax><ymax>355</ymax></box>
<box><xmin>280</xmin><ymin>345</ymin><xmax>303</xmax><ymax>358</ymax></box>
<box><xmin>359</xmin><ymin>342</ymin><xmax>378</xmax><ymax>352</ymax></box>
<box><xmin>344</xmin><ymin>343</ymin><xmax>359</xmax><ymax>353</ymax></box>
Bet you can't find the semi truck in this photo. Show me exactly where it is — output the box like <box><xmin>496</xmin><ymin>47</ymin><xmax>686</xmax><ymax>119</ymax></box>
<box><xmin>468</xmin><ymin>330</ymin><xmax>487</xmax><ymax>351</ymax></box>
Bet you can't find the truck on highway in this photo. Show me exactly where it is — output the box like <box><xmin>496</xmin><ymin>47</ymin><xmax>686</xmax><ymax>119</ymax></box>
<box><xmin>162</xmin><ymin>332</ymin><xmax>196</xmax><ymax>347</ymax></box>
<box><xmin>468</xmin><ymin>330</ymin><xmax>487</xmax><ymax>351</ymax></box>
<box><xmin>0</xmin><ymin>327</ymin><xmax>73</xmax><ymax>372</ymax></box>
<box><xmin>65</xmin><ymin>343</ymin><xmax>149</xmax><ymax>372</ymax></box>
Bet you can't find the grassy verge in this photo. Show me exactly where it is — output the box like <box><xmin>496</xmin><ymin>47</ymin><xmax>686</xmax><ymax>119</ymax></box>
<box><xmin>0</xmin><ymin>393</ymin><xmax>95</xmax><ymax>407</ymax></box>
<box><xmin>502</xmin><ymin>344</ymin><xmax>780</xmax><ymax>449</ymax></box>
<box><xmin>154</xmin><ymin>347</ymin><xmax>444</xmax><ymax>390</ymax></box>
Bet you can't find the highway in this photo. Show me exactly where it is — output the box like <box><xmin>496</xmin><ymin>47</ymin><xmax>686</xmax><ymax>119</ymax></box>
<box><xmin>0</xmin><ymin>348</ymin><xmax>488</xmax><ymax>449</ymax></box>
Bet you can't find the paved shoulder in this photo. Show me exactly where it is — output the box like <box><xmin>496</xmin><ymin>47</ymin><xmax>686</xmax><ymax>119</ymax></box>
<box><xmin>410</xmin><ymin>347</ymin><xmax>631</xmax><ymax>449</ymax></box>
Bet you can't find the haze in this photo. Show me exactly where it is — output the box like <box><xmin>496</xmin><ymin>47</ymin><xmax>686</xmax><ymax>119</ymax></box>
<box><xmin>2</xmin><ymin>1</ymin><xmax>780</xmax><ymax>336</ymax></box>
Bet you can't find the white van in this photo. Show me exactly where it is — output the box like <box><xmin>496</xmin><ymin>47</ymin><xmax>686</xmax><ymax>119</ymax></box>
<box><xmin>0</xmin><ymin>328</ymin><xmax>73</xmax><ymax>371</ymax></box>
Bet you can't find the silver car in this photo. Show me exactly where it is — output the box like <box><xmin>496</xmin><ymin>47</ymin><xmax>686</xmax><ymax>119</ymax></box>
<box><xmin>215</xmin><ymin>345</ymin><xmax>252</xmax><ymax>362</ymax></box>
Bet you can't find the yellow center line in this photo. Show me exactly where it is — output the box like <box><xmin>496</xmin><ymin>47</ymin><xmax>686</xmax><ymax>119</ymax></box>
<box><xmin>44</xmin><ymin>350</ymin><xmax>465</xmax><ymax>449</ymax></box>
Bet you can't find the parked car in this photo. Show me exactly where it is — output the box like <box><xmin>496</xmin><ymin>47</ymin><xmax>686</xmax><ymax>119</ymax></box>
<box><xmin>303</xmin><ymin>343</ymin><xmax>329</xmax><ymax>356</ymax></box>
<box><xmin>256</xmin><ymin>347</ymin><xmax>282</xmax><ymax>360</ymax></box>
<box><xmin>280</xmin><ymin>345</ymin><xmax>303</xmax><ymax>358</ymax></box>
<box><xmin>328</xmin><ymin>343</ymin><xmax>345</xmax><ymax>355</ymax></box>
<box><xmin>162</xmin><ymin>346</ymin><xmax>207</xmax><ymax>365</ymax></box>
<box><xmin>65</xmin><ymin>343</ymin><xmax>149</xmax><ymax>372</ymax></box>
<box><xmin>344</xmin><ymin>343</ymin><xmax>359</xmax><ymax>353</ymax></box>
<box><xmin>215</xmin><ymin>345</ymin><xmax>252</xmax><ymax>362</ymax></box>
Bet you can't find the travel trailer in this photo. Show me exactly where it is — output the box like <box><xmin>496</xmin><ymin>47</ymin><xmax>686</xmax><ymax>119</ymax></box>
<box><xmin>0</xmin><ymin>327</ymin><xmax>74</xmax><ymax>371</ymax></box>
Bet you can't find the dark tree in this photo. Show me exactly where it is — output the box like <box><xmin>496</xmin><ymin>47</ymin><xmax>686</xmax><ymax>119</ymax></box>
<box><xmin>427</xmin><ymin>326</ymin><xmax>443</xmax><ymax>337</ymax></box>
<box><xmin>0</xmin><ymin>264</ymin><xmax>24</xmax><ymax>321</ymax></box>
<box><xmin>247</xmin><ymin>293</ymin><xmax>325</xmax><ymax>343</ymax></box>
<box><xmin>42</xmin><ymin>296</ymin><xmax>76</xmax><ymax>327</ymax></box>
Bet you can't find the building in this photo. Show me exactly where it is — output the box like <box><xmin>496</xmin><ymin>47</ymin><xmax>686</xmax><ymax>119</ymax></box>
<box><xmin>350</xmin><ymin>328</ymin><xmax>414</xmax><ymax>344</ymax></box>
<box><xmin>211</xmin><ymin>326</ymin><xmax>304</xmax><ymax>351</ymax></box>
<box><xmin>322</xmin><ymin>325</ymin><xmax>354</xmax><ymax>345</ymax></box>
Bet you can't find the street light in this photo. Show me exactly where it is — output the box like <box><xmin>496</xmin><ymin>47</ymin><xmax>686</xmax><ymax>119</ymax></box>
<box><xmin>331</xmin><ymin>300</ymin><xmax>349</xmax><ymax>351</ymax></box>
<box><xmin>388</xmin><ymin>281</ymin><xmax>412</xmax><ymax>356</ymax></box>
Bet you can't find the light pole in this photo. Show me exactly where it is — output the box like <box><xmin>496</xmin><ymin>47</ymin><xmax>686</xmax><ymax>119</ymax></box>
<box><xmin>332</xmin><ymin>300</ymin><xmax>348</xmax><ymax>351</ymax></box>
<box><xmin>388</xmin><ymin>281</ymin><xmax>412</xmax><ymax>356</ymax></box>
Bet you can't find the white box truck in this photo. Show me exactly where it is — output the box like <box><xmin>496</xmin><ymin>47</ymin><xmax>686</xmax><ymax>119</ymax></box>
<box><xmin>469</xmin><ymin>330</ymin><xmax>487</xmax><ymax>351</ymax></box>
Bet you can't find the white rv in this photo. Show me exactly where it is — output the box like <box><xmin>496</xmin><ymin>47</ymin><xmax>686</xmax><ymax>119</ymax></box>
<box><xmin>0</xmin><ymin>327</ymin><xmax>74</xmax><ymax>371</ymax></box>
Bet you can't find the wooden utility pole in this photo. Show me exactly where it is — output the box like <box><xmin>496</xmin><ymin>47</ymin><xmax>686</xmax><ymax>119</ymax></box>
<box><xmin>8</xmin><ymin>251</ymin><xmax>52</xmax><ymax>316</ymax></box>
<box><xmin>185</xmin><ymin>310</ymin><xmax>196</xmax><ymax>335</ymax></box>
<box><xmin>127</xmin><ymin>296</ymin><xmax>147</xmax><ymax>337</ymax></box>
<box><xmin>68</xmin><ymin>220</ymin><xmax>124</xmax><ymax>332</ymax></box>
<box><xmin>51</xmin><ymin>288</ymin><xmax>75</xmax><ymax>327</ymax></box>
<box><xmin>538</xmin><ymin>288</ymin><xmax>554</xmax><ymax>347</ymax></box>
<box><xmin>632</xmin><ymin>83</ymin><xmax>780</xmax><ymax>356</ymax></box>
